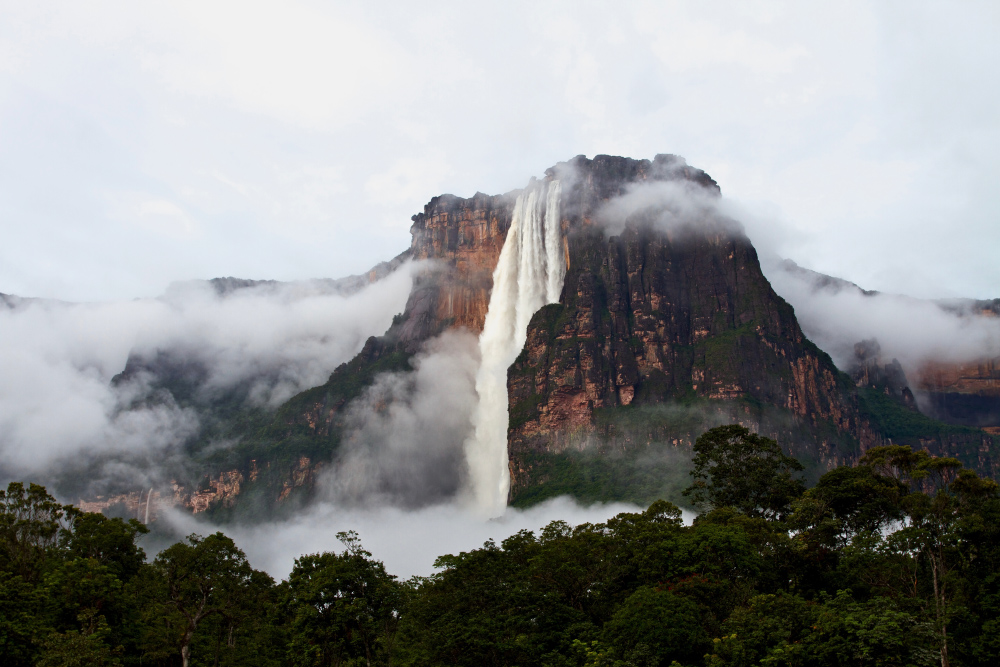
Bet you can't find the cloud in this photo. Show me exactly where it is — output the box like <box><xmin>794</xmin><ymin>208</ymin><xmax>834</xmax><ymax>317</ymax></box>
<box><xmin>0</xmin><ymin>264</ymin><xmax>416</xmax><ymax>486</ymax></box>
<box><xmin>324</xmin><ymin>329</ymin><xmax>480</xmax><ymax>507</ymax></box>
<box><xmin>581</xmin><ymin>171</ymin><xmax>1000</xmax><ymax>397</ymax></box>
<box><xmin>146</xmin><ymin>267</ymin><xmax>418</xmax><ymax>407</ymax></box>
<box><xmin>765</xmin><ymin>259</ymin><xmax>1000</xmax><ymax>376</ymax></box>
<box><xmin>157</xmin><ymin>495</ymin><xmax>692</xmax><ymax>580</ymax></box>
<box><xmin>591</xmin><ymin>168</ymin><xmax>739</xmax><ymax>240</ymax></box>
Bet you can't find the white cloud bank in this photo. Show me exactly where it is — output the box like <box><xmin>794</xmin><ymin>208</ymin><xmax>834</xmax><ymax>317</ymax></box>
<box><xmin>159</xmin><ymin>496</ymin><xmax>699</xmax><ymax>580</ymax></box>
<box><xmin>0</xmin><ymin>264</ymin><xmax>416</xmax><ymax>479</ymax></box>
<box><xmin>764</xmin><ymin>259</ymin><xmax>1000</xmax><ymax>378</ymax></box>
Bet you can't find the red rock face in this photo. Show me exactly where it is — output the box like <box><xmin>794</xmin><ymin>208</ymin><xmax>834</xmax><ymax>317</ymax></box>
<box><xmin>916</xmin><ymin>358</ymin><xmax>1000</xmax><ymax>397</ymax></box>
<box><xmin>77</xmin><ymin>469</ymin><xmax>247</xmax><ymax>519</ymax></box>
<box><xmin>403</xmin><ymin>192</ymin><xmax>516</xmax><ymax>338</ymax></box>
<box><xmin>504</xmin><ymin>223</ymin><xmax>867</xmax><ymax>494</ymax></box>
<box><xmin>77</xmin><ymin>490</ymin><xmax>163</xmax><ymax>522</ymax></box>
<box><xmin>912</xmin><ymin>357</ymin><xmax>1000</xmax><ymax>428</ymax></box>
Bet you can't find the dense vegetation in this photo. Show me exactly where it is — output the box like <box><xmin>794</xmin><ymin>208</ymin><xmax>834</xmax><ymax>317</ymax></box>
<box><xmin>3</xmin><ymin>425</ymin><xmax>1000</xmax><ymax>666</ymax></box>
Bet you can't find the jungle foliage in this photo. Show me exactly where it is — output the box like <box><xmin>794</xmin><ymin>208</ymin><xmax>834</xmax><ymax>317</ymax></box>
<box><xmin>3</xmin><ymin>426</ymin><xmax>1000</xmax><ymax>666</ymax></box>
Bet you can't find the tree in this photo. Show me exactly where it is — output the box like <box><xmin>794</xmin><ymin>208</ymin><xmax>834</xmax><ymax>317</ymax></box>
<box><xmin>285</xmin><ymin>531</ymin><xmax>403</xmax><ymax>667</ymax></box>
<box><xmin>683</xmin><ymin>425</ymin><xmax>805</xmax><ymax>520</ymax></box>
<box><xmin>860</xmin><ymin>445</ymin><xmax>1000</xmax><ymax>667</ymax></box>
<box><xmin>602</xmin><ymin>586</ymin><xmax>709</xmax><ymax>666</ymax></box>
<box><xmin>36</xmin><ymin>610</ymin><xmax>122</xmax><ymax>667</ymax></box>
<box><xmin>61</xmin><ymin>512</ymin><xmax>148</xmax><ymax>583</ymax></box>
<box><xmin>141</xmin><ymin>532</ymin><xmax>256</xmax><ymax>667</ymax></box>
<box><xmin>0</xmin><ymin>482</ymin><xmax>69</xmax><ymax>581</ymax></box>
<box><xmin>804</xmin><ymin>464</ymin><xmax>909</xmax><ymax>537</ymax></box>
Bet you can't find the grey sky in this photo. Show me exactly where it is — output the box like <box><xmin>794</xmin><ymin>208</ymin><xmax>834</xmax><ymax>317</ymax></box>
<box><xmin>1</xmin><ymin>1</ymin><xmax>998</xmax><ymax>301</ymax></box>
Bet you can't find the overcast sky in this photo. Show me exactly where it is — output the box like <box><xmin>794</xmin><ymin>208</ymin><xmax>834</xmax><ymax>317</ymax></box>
<box><xmin>1</xmin><ymin>0</ymin><xmax>998</xmax><ymax>302</ymax></box>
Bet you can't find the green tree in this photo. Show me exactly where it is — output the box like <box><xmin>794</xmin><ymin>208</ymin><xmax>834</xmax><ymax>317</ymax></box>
<box><xmin>602</xmin><ymin>586</ymin><xmax>709</xmax><ymax>666</ymax></box>
<box><xmin>61</xmin><ymin>512</ymin><xmax>148</xmax><ymax>582</ymax></box>
<box><xmin>858</xmin><ymin>446</ymin><xmax>1000</xmax><ymax>667</ymax></box>
<box><xmin>0</xmin><ymin>482</ymin><xmax>74</xmax><ymax>665</ymax></box>
<box><xmin>36</xmin><ymin>610</ymin><xmax>122</xmax><ymax>667</ymax></box>
<box><xmin>139</xmin><ymin>532</ymin><xmax>257</xmax><ymax>667</ymax></box>
<box><xmin>286</xmin><ymin>531</ymin><xmax>403</xmax><ymax>667</ymax></box>
<box><xmin>683</xmin><ymin>425</ymin><xmax>805</xmax><ymax>520</ymax></box>
<box><xmin>0</xmin><ymin>482</ymin><xmax>69</xmax><ymax>581</ymax></box>
<box><xmin>0</xmin><ymin>569</ymin><xmax>48</xmax><ymax>667</ymax></box>
<box><xmin>706</xmin><ymin>591</ymin><xmax>937</xmax><ymax>667</ymax></box>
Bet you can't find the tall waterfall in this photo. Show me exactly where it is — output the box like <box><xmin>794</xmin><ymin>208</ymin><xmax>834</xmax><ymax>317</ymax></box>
<box><xmin>465</xmin><ymin>180</ymin><xmax>564</xmax><ymax>516</ymax></box>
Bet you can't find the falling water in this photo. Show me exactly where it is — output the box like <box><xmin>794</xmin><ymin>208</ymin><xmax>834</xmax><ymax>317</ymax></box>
<box><xmin>465</xmin><ymin>180</ymin><xmax>564</xmax><ymax>516</ymax></box>
<box><xmin>144</xmin><ymin>487</ymin><xmax>152</xmax><ymax>524</ymax></box>
<box><xmin>544</xmin><ymin>180</ymin><xmax>564</xmax><ymax>303</ymax></box>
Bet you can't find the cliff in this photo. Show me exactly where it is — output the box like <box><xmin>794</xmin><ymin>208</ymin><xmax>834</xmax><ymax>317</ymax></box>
<box><xmin>772</xmin><ymin>260</ymin><xmax>1000</xmax><ymax>430</ymax></box>
<box><xmin>908</xmin><ymin>301</ymin><xmax>999</xmax><ymax>427</ymax></box>
<box><xmin>405</xmin><ymin>192</ymin><xmax>516</xmax><ymax>336</ymax></box>
<box><xmin>504</xmin><ymin>157</ymin><xmax>871</xmax><ymax>503</ymax></box>
<box><xmin>916</xmin><ymin>358</ymin><xmax>1000</xmax><ymax>427</ymax></box>
<box><xmin>502</xmin><ymin>157</ymin><xmax>997</xmax><ymax>505</ymax></box>
<box><xmin>76</xmin><ymin>154</ymin><xmax>1000</xmax><ymax>518</ymax></box>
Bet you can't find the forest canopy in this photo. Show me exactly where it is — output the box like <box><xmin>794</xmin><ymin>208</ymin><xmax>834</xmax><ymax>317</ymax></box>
<box><xmin>2</xmin><ymin>426</ymin><xmax>999</xmax><ymax>667</ymax></box>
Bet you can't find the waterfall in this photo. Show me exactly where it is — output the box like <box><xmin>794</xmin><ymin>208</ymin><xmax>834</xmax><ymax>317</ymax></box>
<box><xmin>144</xmin><ymin>487</ymin><xmax>152</xmax><ymax>524</ymax></box>
<box><xmin>544</xmin><ymin>180</ymin><xmax>564</xmax><ymax>303</ymax></box>
<box><xmin>465</xmin><ymin>180</ymin><xmax>564</xmax><ymax>516</ymax></box>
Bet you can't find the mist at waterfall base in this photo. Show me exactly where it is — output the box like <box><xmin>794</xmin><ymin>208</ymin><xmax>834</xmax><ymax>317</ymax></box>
<box><xmin>159</xmin><ymin>496</ymin><xmax>657</xmax><ymax>580</ymax></box>
<box><xmin>322</xmin><ymin>329</ymin><xmax>480</xmax><ymax>508</ymax></box>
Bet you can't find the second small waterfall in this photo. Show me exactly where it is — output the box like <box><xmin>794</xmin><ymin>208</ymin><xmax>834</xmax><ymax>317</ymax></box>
<box><xmin>465</xmin><ymin>180</ymin><xmax>564</xmax><ymax>516</ymax></box>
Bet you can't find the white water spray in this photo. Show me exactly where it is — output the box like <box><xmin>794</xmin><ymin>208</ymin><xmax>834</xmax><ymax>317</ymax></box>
<box><xmin>544</xmin><ymin>180</ymin><xmax>564</xmax><ymax>303</ymax></box>
<box><xmin>144</xmin><ymin>487</ymin><xmax>152</xmax><ymax>524</ymax></box>
<box><xmin>465</xmin><ymin>180</ymin><xmax>564</xmax><ymax>516</ymax></box>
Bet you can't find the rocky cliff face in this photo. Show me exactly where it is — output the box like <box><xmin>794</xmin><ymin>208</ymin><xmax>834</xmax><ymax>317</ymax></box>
<box><xmin>916</xmin><ymin>358</ymin><xmax>1000</xmax><ymax>427</ymax></box>
<box><xmin>850</xmin><ymin>339</ymin><xmax>916</xmax><ymax>408</ymax></box>
<box><xmin>503</xmin><ymin>156</ymin><xmax>878</xmax><ymax>501</ymax></box>
<box><xmin>771</xmin><ymin>260</ymin><xmax>1000</xmax><ymax>430</ymax></box>
<box><xmin>405</xmin><ymin>193</ymin><xmax>516</xmax><ymax>336</ymax></box>
<box><xmin>913</xmin><ymin>300</ymin><xmax>1000</xmax><ymax>426</ymax></box>
<box><xmin>76</xmin><ymin>154</ymin><xmax>1000</xmax><ymax>518</ymax></box>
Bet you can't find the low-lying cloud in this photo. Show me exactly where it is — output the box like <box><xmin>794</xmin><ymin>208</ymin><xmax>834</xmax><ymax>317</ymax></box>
<box><xmin>587</xmin><ymin>172</ymin><xmax>1000</xmax><ymax>388</ymax></box>
<box><xmin>0</xmin><ymin>264</ymin><xmax>416</xmax><ymax>485</ymax></box>
<box><xmin>765</xmin><ymin>260</ymin><xmax>1000</xmax><ymax>376</ymax></box>
<box><xmin>595</xmin><ymin>178</ymin><xmax>740</xmax><ymax>239</ymax></box>
<box><xmin>157</xmin><ymin>496</ymin><xmax>691</xmax><ymax>580</ymax></box>
<box><xmin>324</xmin><ymin>329</ymin><xmax>480</xmax><ymax>507</ymax></box>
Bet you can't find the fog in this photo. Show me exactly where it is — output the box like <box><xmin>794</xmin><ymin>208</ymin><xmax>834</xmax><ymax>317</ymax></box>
<box><xmin>156</xmin><ymin>496</ymin><xmax>693</xmax><ymax>580</ymax></box>
<box><xmin>0</xmin><ymin>264</ymin><xmax>415</xmax><ymax>481</ymax></box>
<box><xmin>326</xmin><ymin>329</ymin><xmax>480</xmax><ymax>508</ymax></box>
<box><xmin>764</xmin><ymin>259</ymin><xmax>1000</xmax><ymax>376</ymax></box>
<box><xmin>595</xmin><ymin>176</ymin><xmax>740</xmax><ymax>239</ymax></box>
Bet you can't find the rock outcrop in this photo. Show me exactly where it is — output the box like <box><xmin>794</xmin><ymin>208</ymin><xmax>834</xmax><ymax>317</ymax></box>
<box><xmin>849</xmin><ymin>339</ymin><xmax>917</xmax><ymax>408</ymax></box>
<box><xmin>405</xmin><ymin>193</ymin><xmax>517</xmax><ymax>336</ymax></box>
